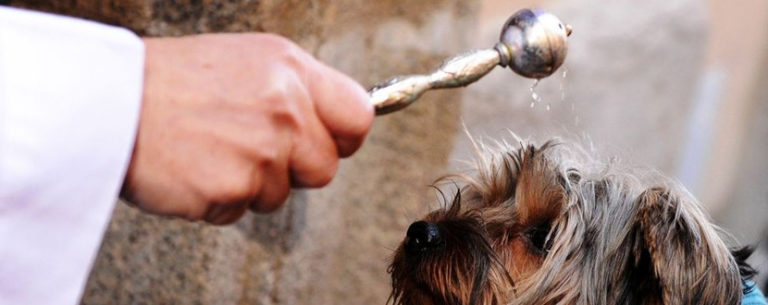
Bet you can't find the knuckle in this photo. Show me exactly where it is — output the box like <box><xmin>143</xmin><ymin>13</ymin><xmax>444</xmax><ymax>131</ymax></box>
<box><xmin>259</xmin><ymin>88</ymin><xmax>305</xmax><ymax>134</ymax></box>
<box><xmin>281</xmin><ymin>46</ymin><xmax>308</xmax><ymax>73</ymax></box>
<box><xmin>271</xmin><ymin>101</ymin><xmax>304</xmax><ymax>132</ymax></box>
<box><xmin>253</xmin><ymin>146</ymin><xmax>281</xmax><ymax>169</ymax></box>
<box><xmin>263</xmin><ymin>34</ymin><xmax>309</xmax><ymax>73</ymax></box>
<box><xmin>257</xmin><ymin>74</ymin><xmax>307</xmax><ymax>133</ymax></box>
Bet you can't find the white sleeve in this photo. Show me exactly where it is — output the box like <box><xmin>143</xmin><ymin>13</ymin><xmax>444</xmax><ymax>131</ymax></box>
<box><xmin>0</xmin><ymin>7</ymin><xmax>144</xmax><ymax>305</ymax></box>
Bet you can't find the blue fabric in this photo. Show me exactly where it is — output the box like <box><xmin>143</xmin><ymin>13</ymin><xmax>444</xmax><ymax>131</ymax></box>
<box><xmin>743</xmin><ymin>281</ymin><xmax>767</xmax><ymax>305</ymax></box>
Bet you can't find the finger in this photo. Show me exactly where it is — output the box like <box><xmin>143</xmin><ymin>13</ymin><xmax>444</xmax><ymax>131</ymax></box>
<box><xmin>203</xmin><ymin>202</ymin><xmax>249</xmax><ymax>225</ymax></box>
<box><xmin>249</xmin><ymin>156</ymin><xmax>292</xmax><ymax>213</ymax></box>
<box><xmin>304</xmin><ymin>60</ymin><xmax>374</xmax><ymax>157</ymax></box>
<box><xmin>289</xmin><ymin>116</ymin><xmax>339</xmax><ymax>188</ymax></box>
<box><xmin>284</xmin><ymin>79</ymin><xmax>340</xmax><ymax>188</ymax></box>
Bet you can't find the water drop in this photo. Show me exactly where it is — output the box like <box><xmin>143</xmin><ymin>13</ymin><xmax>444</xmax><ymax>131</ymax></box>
<box><xmin>559</xmin><ymin>67</ymin><xmax>568</xmax><ymax>103</ymax></box>
<box><xmin>559</xmin><ymin>83</ymin><xmax>565</xmax><ymax>102</ymax></box>
<box><xmin>529</xmin><ymin>79</ymin><xmax>542</xmax><ymax>107</ymax></box>
<box><xmin>532</xmin><ymin>91</ymin><xmax>541</xmax><ymax>101</ymax></box>
<box><xmin>546</xmin><ymin>103</ymin><xmax>551</xmax><ymax>111</ymax></box>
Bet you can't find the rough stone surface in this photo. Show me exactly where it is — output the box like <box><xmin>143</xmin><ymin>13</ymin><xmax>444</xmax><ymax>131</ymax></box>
<box><xmin>10</xmin><ymin>0</ymin><xmax>477</xmax><ymax>304</ymax></box>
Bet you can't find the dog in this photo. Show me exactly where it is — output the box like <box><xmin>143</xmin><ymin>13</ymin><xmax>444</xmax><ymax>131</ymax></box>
<box><xmin>388</xmin><ymin>140</ymin><xmax>758</xmax><ymax>305</ymax></box>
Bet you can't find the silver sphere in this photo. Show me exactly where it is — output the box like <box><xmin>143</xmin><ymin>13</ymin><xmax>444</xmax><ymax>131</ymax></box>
<box><xmin>496</xmin><ymin>9</ymin><xmax>571</xmax><ymax>79</ymax></box>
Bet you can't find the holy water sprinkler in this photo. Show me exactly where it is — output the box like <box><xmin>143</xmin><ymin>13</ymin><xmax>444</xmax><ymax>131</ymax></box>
<box><xmin>369</xmin><ymin>8</ymin><xmax>572</xmax><ymax>115</ymax></box>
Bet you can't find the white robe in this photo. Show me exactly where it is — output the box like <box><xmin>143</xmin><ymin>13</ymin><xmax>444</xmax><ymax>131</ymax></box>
<box><xmin>0</xmin><ymin>7</ymin><xmax>144</xmax><ymax>304</ymax></box>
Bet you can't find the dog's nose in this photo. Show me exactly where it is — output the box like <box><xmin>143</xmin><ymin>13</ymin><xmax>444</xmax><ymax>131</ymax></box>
<box><xmin>405</xmin><ymin>221</ymin><xmax>443</xmax><ymax>255</ymax></box>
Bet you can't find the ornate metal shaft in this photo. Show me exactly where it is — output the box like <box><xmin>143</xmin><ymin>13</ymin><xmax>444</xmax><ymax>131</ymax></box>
<box><xmin>368</xmin><ymin>8</ymin><xmax>572</xmax><ymax>115</ymax></box>
<box><xmin>369</xmin><ymin>49</ymin><xmax>501</xmax><ymax>115</ymax></box>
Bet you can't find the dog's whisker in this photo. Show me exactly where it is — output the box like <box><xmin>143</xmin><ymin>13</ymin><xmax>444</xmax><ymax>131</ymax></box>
<box><xmin>378</xmin><ymin>244</ymin><xmax>397</xmax><ymax>252</ymax></box>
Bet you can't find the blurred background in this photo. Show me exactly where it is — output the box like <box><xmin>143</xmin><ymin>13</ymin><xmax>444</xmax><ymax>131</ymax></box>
<box><xmin>11</xmin><ymin>0</ymin><xmax>768</xmax><ymax>303</ymax></box>
<box><xmin>459</xmin><ymin>0</ymin><xmax>768</xmax><ymax>293</ymax></box>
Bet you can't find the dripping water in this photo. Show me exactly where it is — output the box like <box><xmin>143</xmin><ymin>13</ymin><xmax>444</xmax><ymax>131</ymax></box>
<box><xmin>560</xmin><ymin>67</ymin><xmax>580</xmax><ymax>126</ymax></box>
<box><xmin>529</xmin><ymin>79</ymin><xmax>542</xmax><ymax>108</ymax></box>
<box><xmin>560</xmin><ymin>68</ymin><xmax>568</xmax><ymax>103</ymax></box>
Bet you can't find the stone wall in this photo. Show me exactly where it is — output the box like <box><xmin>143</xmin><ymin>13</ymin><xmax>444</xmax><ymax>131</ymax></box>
<box><xmin>10</xmin><ymin>1</ymin><xmax>478</xmax><ymax>304</ymax></box>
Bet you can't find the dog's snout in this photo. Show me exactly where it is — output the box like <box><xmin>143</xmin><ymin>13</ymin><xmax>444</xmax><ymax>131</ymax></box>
<box><xmin>405</xmin><ymin>221</ymin><xmax>443</xmax><ymax>255</ymax></box>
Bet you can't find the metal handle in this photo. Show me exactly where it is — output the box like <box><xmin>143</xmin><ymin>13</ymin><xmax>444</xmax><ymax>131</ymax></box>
<box><xmin>368</xmin><ymin>8</ymin><xmax>572</xmax><ymax>116</ymax></box>
<box><xmin>369</xmin><ymin>49</ymin><xmax>501</xmax><ymax>115</ymax></box>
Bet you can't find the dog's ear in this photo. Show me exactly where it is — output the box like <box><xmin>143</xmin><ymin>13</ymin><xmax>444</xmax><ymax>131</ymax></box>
<box><xmin>460</xmin><ymin>142</ymin><xmax>567</xmax><ymax>222</ymax></box>
<box><xmin>634</xmin><ymin>187</ymin><xmax>742</xmax><ymax>305</ymax></box>
<box><xmin>514</xmin><ymin>144</ymin><xmax>567</xmax><ymax>226</ymax></box>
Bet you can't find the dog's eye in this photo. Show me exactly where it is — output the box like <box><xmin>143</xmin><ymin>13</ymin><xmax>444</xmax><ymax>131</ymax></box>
<box><xmin>526</xmin><ymin>223</ymin><xmax>552</xmax><ymax>254</ymax></box>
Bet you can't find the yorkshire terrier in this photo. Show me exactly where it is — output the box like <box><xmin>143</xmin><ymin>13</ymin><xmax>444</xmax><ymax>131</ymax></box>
<box><xmin>389</xmin><ymin>140</ymin><xmax>759</xmax><ymax>305</ymax></box>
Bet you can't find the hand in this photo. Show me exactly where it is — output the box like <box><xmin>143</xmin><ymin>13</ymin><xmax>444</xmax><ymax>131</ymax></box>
<box><xmin>120</xmin><ymin>33</ymin><xmax>373</xmax><ymax>224</ymax></box>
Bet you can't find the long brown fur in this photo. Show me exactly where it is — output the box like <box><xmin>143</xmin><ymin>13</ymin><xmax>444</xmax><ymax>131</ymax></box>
<box><xmin>388</xmin><ymin>140</ymin><xmax>751</xmax><ymax>305</ymax></box>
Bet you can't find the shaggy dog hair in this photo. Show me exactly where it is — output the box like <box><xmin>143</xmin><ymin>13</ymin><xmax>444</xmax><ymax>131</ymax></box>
<box><xmin>389</xmin><ymin>139</ymin><xmax>756</xmax><ymax>305</ymax></box>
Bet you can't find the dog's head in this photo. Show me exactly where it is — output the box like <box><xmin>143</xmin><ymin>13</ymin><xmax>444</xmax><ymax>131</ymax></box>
<box><xmin>389</xmin><ymin>141</ymin><xmax>748</xmax><ymax>305</ymax></box>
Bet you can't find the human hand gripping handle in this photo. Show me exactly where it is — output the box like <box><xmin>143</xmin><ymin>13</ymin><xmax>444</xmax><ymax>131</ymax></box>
<box><xmin>120</xmin><ymin>33</ymin><xmax>373</xmax><ymax>224</ymax></box>
<box><xmin>121</xmin><ymin>8</ymin><xmax>571</xmax><ymax>225</ymax></box>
